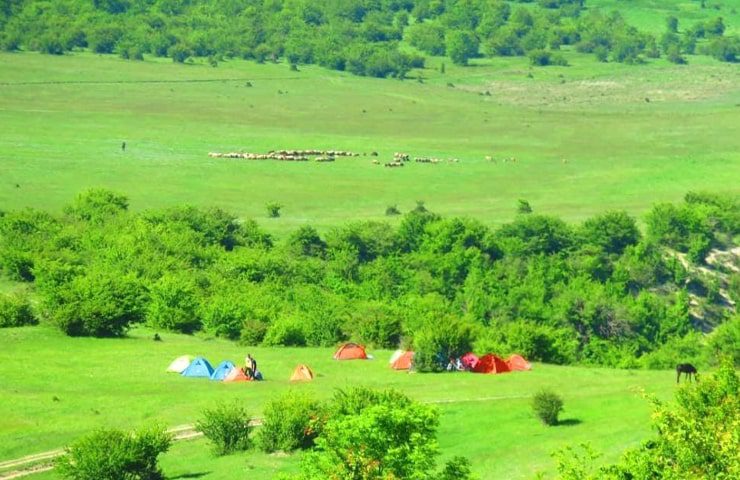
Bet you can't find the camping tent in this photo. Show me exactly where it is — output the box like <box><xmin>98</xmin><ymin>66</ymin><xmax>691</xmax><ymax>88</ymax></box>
<box><xmin>506</xmin><ymin>354</ymin><xmax>532</xmax><ymax>371</ymax></box>
<box><xmin>290</xmin><ymin>364</ymin><xmax>315</xmax><ymax>381</ymax></box>
<box><xmin>389</xmin><ymin>349</ymin><xmax>405</xmax><ymax>365</ymax></box>
<box><xmin>391</xmin><ymin>351</ymin><xmax>414</xmax><ymax>370</ymax></box>
<box><xmin>210</xmin><ymin>360</ymin><xmax>236</xmax><ymax>381</ymax></box>
<box><xmin>224</xmin><ymin>368</ymin><xmax>252</xmax><ymax>383</ymax></box>
<box><xmin>472</xmin><ymin>354</ymin><xmax>511</xmax><ymax>374</ymax></box>
<box><xmin>333</xmin><ymin>343</ymin><xmax>368</xmax><ymax>360</ymax></box>
<box><xmin>461</xmin><ymin>352</ymin><xmax>480</xmax><ymax>370</ymax></box>
<box><xmin>181</xmin><ymin>357</ymin><xmax>214</xmax><ymax>378</ymax></box>
<box><xmin>166</xmin><ymin>355</ymin><xmax>194</xmax><ymax>373</ymax></box>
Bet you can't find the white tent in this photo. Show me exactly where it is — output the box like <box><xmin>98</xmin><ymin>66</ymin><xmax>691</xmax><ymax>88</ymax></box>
<box><xmin>166</xmin><ymin>355</ymin><xmax>194</xmax><ymax>373</ymax></box>
<box><xmin>389</xmin><ymin>349</ymin><xmax>404</xmax><ymax>365</ymax></box>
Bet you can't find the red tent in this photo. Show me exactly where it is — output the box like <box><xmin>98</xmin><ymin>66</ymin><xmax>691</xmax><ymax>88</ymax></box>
<box><xmin>472</xmin><ymin>354</ymin><xmax>511</xmax><ymax>374</ymax></box>
<box><xmin>506</xmin><ymin>354</ymin><xmax>532</xmax><ymax>371</ymax></box>
<box><xmin>461</xmin><ymin>352</ymin><xmax>480</xmax><ymax>370</ymax></box>
<box><xmin>223</xmin><ymin>368</ymin><xmax>252</xmax><ymax>383</ymax></box>
<box><xmin>391</xmin><ymin>351</ymin><xmax>414</xmax><ymax>370</ymax></box>
<box><xmin>333</xmin><ymin>343</ymin><xmax>368</xmax><ymax>360</ymax></box>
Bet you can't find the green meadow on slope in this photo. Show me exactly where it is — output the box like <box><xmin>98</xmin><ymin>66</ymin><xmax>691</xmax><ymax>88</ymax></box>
<box><xmin>1</xmin><ymin>1</ymin><xmax>738</xmax><ymax>479</ymax></box>
<box><xmin>0</xmin><ymin>326</ymin><xmax>676</xmax><ymax>479</ymax></box>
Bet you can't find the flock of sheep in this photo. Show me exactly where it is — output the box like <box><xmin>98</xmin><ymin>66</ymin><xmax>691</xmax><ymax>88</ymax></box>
<box><xmin>208</xmin><ymin>149</ymin><xmax>535</xmax><ymax>167</ymax></box>
<box><xmin>207</xmin><ymin>149</ymin><xmax>360</xmax><ymax>162</ymax></box>
<box><xmin>379</xmin><ymin>152</ymin><xmax>460</xmax><ymax>167</ymax></box>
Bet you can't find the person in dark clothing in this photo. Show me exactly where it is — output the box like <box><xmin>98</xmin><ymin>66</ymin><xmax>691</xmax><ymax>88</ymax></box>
<box><xmin>122</xmin><ymin>141</ymin><xmax>126</xmax><ymax>152</ymax></box>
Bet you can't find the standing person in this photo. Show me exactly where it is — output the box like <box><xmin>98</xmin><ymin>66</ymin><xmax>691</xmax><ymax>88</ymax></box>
<box><xmin>121</xmin><ymin>141</ymin><xmax>126</xmax><ymax>152</ymax></box>
<box><xmin>248</xmin><ymin>354</ymin><xmax>257</xmax><ymax>376</ymax></box>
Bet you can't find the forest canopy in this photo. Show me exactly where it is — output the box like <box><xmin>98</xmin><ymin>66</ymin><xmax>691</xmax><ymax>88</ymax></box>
<box><xmin>1</xmin><ymin>189</ymin><xmax>738</xmax><ymax>369</ymax></box>
<box><xmin>0</xmin><ymin>1</ymin><xmax>737</xmax><ymax>77</ymax></box>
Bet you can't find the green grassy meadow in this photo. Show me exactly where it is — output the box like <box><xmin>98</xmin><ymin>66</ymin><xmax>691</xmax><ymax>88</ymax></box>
<box><xmin>1</xmin><ymin>325</ymin><xmax>677</xmax><ymax>479</ymax></box>
<box><xmin>1</xmin><ymin>49</ymin><xmax>738</xmax><ymax>236</ymax></box>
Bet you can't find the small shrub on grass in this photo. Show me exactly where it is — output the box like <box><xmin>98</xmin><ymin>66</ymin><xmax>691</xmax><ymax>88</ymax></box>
<box><xmin>258</xmin><ymin>392</ymin><xmax>325</xmax><ymax>452</ymax></box>
<box><xmin>55</xmin><ymin>426</ymin><xmax>171</xmax><ymax>480</ymax></box>
<box><xmin>196</xmin><ymin>403</ymin><xmax>252</xmax><ymax>455</ymax></box>
<box><xmin>266</xmin><ymin>202</ymin><xmax>283</xmax><ymax>218</ymax></box>
<box><xmin>0</xmin><ymin>293</ymin><xmax>37</xmax><ymax>327</ymax></box>
<box><xmin>385</xmin><ymin>205</ymin><xmax>401</xmax><ymax>216</ymax></box>
<box><xmin>532</xmin><ymin>389</ymin><xmax>564</xmax><ymax>425</ymax></box>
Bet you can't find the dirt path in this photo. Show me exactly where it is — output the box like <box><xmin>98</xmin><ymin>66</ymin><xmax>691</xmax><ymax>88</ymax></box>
<box><xmin>0</xmin><ymin>420</ymin><xmax>263</xmax><ymax>480</ymax></box>
<box><xmin>0</xmin><ymin>395</ymin><xmax>529</xmax><ymax>479</ymax></box>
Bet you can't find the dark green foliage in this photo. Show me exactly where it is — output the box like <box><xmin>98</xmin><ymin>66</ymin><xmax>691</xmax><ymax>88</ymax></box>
<box><xmin>300</xmin><ymin>388</ymin><xmax>475</xmax><ymax>480</ymax></box>
<box><xmin>50</xmin><ymin>270</ymin><xmax>146</xmax><ymax>337</ymax></box>
<box><xmin>64</xmin><ymin>188</ymin><xmax>128</xmax><ymax>223</ymax></box>
<box><xmin>580</xmin><ymin>211</ymin><xmax>640</xmax><ymax>255</ymax></box>
<box><xmin>517</xmin><ymin>199</ymin><xmax>532</xmax><ymax>214</ymax></box>
<box><xmin>0</xmin><ymin>293</ymin><xmax>36</xmax><ymax>327</ymax></box>
<box><xmin>266</xmin><ymin>202</ymin><xmax>282</xmax><ymax>218</ymax></box>
<box><xmin>258</xmin><ymin>393</ymin><xmax>325</xmax><ymax>453</ymax></box>
<box><xmin>559</xmin><ymin>360</ymin><xmax>740</xmax><ymax>479</ymax></box>
<box><xmin>446</xmin><ymin>30</ymin><xmax>479</xmax><ymax>65</ymax></box>
<box><xmin>55</xmin><ymin>426</ymin><xmax>171</xmax><ymax>480</ymax></box>
<box><xmin>196</xmin><ymin>403</ymin><xmax>252</xmax><ymax>455</ymax></box>
<box><xmin>1</xmin><ymin>190</ymin><xmax>737</xmax><ymax>368</ymax></box>
<box><xmin>413</xmin><ymin>318</ymin><xmax>476</xmax><ymax>372</ymax></box>
<box><xmin>385</xmin><ymin>204</ymin><xmax>401</xmax><ymax>216</ymax></box>
<box><xmin>528</xmin><ymin>49</ymin><xmax>568</xmax><ymax>66</ymax></box>
<box><xmin>146</xmin><ymin>274</ymin><xmax>200</xmax><ymax>333</ymax></box>
<box><xmin>532</xmin><ymin>389</ymin><xmax>564</xmax><ymax>425</ymax></box>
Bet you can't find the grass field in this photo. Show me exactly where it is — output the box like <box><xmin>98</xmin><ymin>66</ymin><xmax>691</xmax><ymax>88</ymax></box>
<box><xmin>0</xmin><ymin>325</ymin><xmax>679</xmax><ymax>479</ymax></box>
<box><xmin>1</xmin><ymin>48</ymin><xmax>738</xmax><ymax>236</ymax></box>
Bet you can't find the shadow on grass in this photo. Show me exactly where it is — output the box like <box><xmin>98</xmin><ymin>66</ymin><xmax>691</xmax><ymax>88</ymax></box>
<box><xmin>558</xmin><ymin>418</ymin><xmax>582</xmax><ymax>427</ymax></box>
<box><xmin>170</xmin><ymin>473</ymin><xmax>210</xmax><ymax>479</ymax></box>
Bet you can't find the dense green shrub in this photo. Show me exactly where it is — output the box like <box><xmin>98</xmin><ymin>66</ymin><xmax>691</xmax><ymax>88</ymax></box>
<box><xmin>413</xmin><ymin>318</ymin><xmax>476</xmax><ymax>372</ymax></box>
<box><xmin>51</xmin><ymin>270</ymin><xmax>146</xmax><ymax>337</ymax></box>
<box><xmin>146</xmin><ymin>274</ymin><xmax>200</xmax><ymax>333</ymax></box>
<box><xmin>299</xmin><ymin>388</ymin><xmax>474</xmax><ymax>480</ymax></box>
<box><xmin>532</xmin><ymin>389</ymin><xmax>564</xmax><ymax>425</ymax></box>
<box><xmin>196</xmin><ymin>403</ymin><xmax>252</xmax><ymax>455</ymax></box>
<box><xmin>258</xmin><ymin>393</ymin><xmax>325</xmax><ymax>453</ymax></box>
<box><xmin>64</xmin><ymin>188</ymin><xmax>128</xmax><ymax>223</ymax></box>
<box><xmin>0</xmin><ymin>293</ymin><xmax>36</xmax><ymax>327</ymax></box>
<box><xmin>55</xmin><ymin>426</ymin><xmax>171</xmax><ymax>480</ymax></box>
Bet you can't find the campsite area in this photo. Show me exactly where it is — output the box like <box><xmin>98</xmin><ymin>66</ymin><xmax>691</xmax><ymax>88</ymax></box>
<box><xmin>1</xmin><ymin>326</ymin><xmax>676</xmax><ymax>479</ymax></box>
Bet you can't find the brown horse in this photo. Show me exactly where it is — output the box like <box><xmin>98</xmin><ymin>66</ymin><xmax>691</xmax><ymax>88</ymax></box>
<box><xmin>676</xmin><ymin>363</ymin><xmax>698</xmax><ymax>383</ymax></box>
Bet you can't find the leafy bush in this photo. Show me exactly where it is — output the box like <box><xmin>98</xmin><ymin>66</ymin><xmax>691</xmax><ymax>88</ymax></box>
<box><xmin>64</xmin><ymin>189</ymin><xmax>128</xmax><ymax>223</ymax></box>
<box><xmin>55</xmin><ymin>426</ymin><xmax>171</xmax><ymax>480</ymax></box>
<box><xmin>299</xmin><ymin>387</ymin><xmax>475</xmax><ymax>480</ymax></box>
<box><xmin>262</xmin><ymin>316</ymin><xmax>307</xmax><ymax>346</ymax></box>
<box><xmin>51</xmin><ymin>270</ymin><xmax>146</xmax><ymax>337</ymax></box>
<box><xmin>196</xmin><ymin>403</ymin><xmax>252</xmax><ymax>455</ymax></box>
<box><xmin>147</xmin><ymin>274</ymin><xmax>200</xmax><ymax>333</ymax></box>
<box><xmin>413</xmin><ymin>318</ymin><xmax>476</xmax><ymax>372</ymax></box>
<box><xmin>532</xmin><ymin>389</ymin><xmax>564</xmax><ymax>425</ymax></box>
<box><xmin>0</xmin><ymin>293</ymin><xmax>37</xmax><ymax>327</ymax></box>
<box><xmin>258</xmin><ymin>393</ymin><xmax>325</xmax><ymax>452</ymax></box>
<box><xmin>266</xmin><ymin>202</ymin><xmax>283</xmax><ymax>218</ymax></box>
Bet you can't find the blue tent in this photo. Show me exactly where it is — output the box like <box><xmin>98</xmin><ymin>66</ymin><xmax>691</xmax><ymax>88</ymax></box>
<box><xmin>210</xmin><ymin>360</ymin><xmax>236</xmax><ymax>381</ymax></box>
<box><xmin>181</xmin><ymin>357</ymin><xmax>214</xmax><ymax>378</ymax></box>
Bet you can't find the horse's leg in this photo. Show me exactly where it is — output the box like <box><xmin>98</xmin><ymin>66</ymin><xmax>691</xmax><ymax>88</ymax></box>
<box><xmin>677</xmin><ymin>370</ymin><xmax>681</xmax><ymax>384</ymax></box>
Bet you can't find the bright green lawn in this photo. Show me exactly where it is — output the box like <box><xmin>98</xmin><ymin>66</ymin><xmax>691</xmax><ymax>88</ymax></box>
<box><xmin>1</xmin><ymin>51</ymin><xmax>738</xmax><ymax>236</ymax></box>
<box><xmin>1</xmin><ymin>326</ymin><xmax>678</xmax><ymax>479</ymax></box>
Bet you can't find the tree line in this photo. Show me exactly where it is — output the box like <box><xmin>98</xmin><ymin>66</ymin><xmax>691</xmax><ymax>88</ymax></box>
<box><xmin>1</xmin><ymin>188</ymin><xmax>738</xmax><ymax>369</ymax></box>
<box><xmin>0</xmin><ymin>0</ymin><xmax>737</xmax><ymax>77</ymax></box>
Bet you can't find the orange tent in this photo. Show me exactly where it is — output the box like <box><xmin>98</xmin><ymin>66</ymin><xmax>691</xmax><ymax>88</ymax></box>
<box><xmin>333</xmin><ymin>343</ymin><xmax>368</xmax><ymax>360</ymax></box>
<box><xmin>391</xmin><ymin>351</ymin><xmax>414</xmax><ymax>370</ymax></box>
<box><xmin>472</xmin><ymin>354</ymin><xmax>511</xmax><ymax>374</ymax></box>
<box><xmin>506</xmin><ymin>354</ymin><xmax>532</xmax><ymax>371</ymax></box>
<box><xmin>290</xmin><ymin>364</ymin><xmax>315</xmax><ymax>381</ymax></box>
<box><xmin>223</xmin><ymin>368</ymin><xmax>252</xmax><ymax>383</ymax></box>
